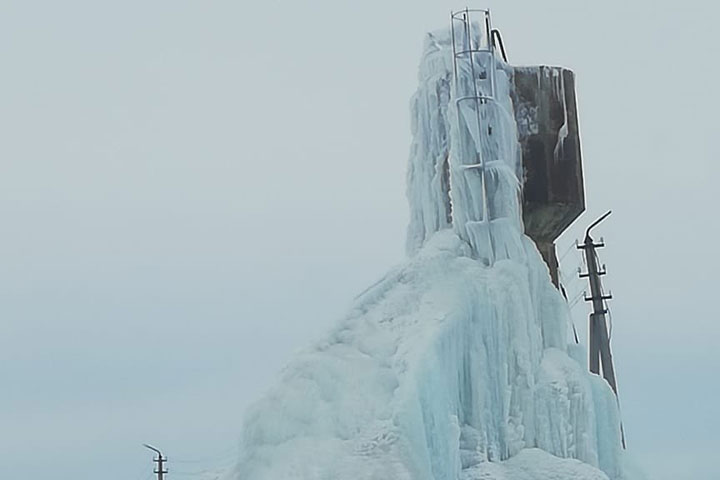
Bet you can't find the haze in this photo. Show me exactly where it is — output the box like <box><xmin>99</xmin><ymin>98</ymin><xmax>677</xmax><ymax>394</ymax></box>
<box><xmin>1</xmin><ymin>1</ymin><xmax>717</xmax><ymax>479</ymax></box>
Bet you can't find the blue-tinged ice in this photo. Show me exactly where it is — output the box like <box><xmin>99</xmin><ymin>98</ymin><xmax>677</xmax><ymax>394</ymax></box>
<box><xmin>227</xmin><ymin>27</ymin><xmax>645</xmax><ymax>480</ymax></box>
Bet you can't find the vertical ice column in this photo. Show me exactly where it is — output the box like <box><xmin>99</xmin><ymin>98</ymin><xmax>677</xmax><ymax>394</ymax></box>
<box><xmin>406</xmin><ymin>32</ymin><xmax>454</xmax><ymax>256</ymax></box>
<box><xmin>449</xmin><ymin>11</ymin><xmax>525</xmax><ymax>265</ymax></box>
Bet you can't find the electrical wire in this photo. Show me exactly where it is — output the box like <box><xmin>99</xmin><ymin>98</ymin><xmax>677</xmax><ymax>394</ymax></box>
<box><xmin>130</xmin><ymin>459</ymin><xmax>155</xmax><ymax>480</ymax></box>
<box><xmin>568</xmin><ymin>290</ymin><xmax>585</xmax><ymax>309</ymax></box>
<box><xmin>559</xmin><ymin>266</ymin><xmax>581</xmax><ymax>290</ymax></box>
<box><xmin>557</xmin><ymin>241</ymin><xmax>577</xmax><ymax>263</ymax></box>
<box><xmin>571</xmin><ymin>321</ymin><xmax>579</xmax><ymax>344</ymax></box>
<box><xmin>170</xmin><ymin>468</ymin><xmax>226</xmax><ymax>477</ymax></box>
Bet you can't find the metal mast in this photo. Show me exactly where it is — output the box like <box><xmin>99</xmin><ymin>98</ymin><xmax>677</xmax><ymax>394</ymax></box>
<box><xmin>577</xmin><ymin>211</ymin><xmax>618</xmax><ymax>395</ymax></box>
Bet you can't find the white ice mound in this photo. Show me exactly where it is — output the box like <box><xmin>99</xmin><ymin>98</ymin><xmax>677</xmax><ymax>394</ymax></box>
<box><xmin>234</xmin><ymin>231</ymin><xmax>627</xmax><ymax>480</ymax></box>
<box><xmin>460</xmin><ymin>448</ymin><xmax>610</xmax><ymax>480</ymax></box>
<box><xmin>230</xmin><ymin>22</ymin><xmax>643</xmax><ymax>480</ymax></box>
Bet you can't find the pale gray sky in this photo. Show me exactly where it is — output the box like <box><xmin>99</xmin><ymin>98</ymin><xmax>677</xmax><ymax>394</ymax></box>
<box><xmin>1</xmin><ymin>1</ymin><xmax>717</xmax><ymax>479</ymax></box>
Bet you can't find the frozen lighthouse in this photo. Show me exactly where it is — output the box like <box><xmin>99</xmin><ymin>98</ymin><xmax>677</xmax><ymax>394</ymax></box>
<box><xmin>232</xmin><ymin>8</ymin><xmax>643</xmax><ymax>480</ymax></box>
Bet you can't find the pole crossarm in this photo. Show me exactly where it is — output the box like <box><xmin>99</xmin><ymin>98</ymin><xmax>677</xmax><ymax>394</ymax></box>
<box><xmin>583</xmin><ymin>293</ymin><xmax>613</xmax><ymax>302</ymax></box>
<box><xmin>577</xmin><ymin>241</ymin><xmax>605</xmax><ymax>250</ymax></box>
<box><xmin>579</xmin><ymin>268</ymin><xmax>606</xmax><ymax>278</ymax></box>
<box><xmin>144</xmin><ymin>444</ymin><xmax>168</xmax><ymax>480</ymax></box>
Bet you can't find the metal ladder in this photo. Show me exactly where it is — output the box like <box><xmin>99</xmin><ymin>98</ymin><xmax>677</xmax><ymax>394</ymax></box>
<box><xmin>450</xmin><ymin>8</ymin><xmax>511</xmax><ymax>266</ymax></box>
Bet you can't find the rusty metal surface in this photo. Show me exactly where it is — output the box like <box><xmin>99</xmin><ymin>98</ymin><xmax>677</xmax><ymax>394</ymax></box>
<box><xmin>511</xmin><ymin>66</ymin><xmax>585</xmax><ymax>244</ymax></box>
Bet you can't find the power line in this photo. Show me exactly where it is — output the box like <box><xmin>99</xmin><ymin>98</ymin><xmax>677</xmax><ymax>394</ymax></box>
<box><xmin>558</xmin><ymin>241</ymin><xmax>578</xmax><ymax>263</ymax></box>
<box><xmin>170</xmin><ymin>445</ymin><xmax>238</xmax><ymax>465</ymax></box>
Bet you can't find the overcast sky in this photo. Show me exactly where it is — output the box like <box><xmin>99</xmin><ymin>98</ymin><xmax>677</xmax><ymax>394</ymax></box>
<box><xmin>1</xmin><ymin>1</ymin><xmax>717</xmax><ymax>479</ymax></box>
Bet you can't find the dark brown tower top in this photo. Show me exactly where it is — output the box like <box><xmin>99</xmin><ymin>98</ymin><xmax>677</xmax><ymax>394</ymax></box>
<box><xmin>511</xmin><ymin>65</ymin><xmax>585</xmax><ymax>245</ymax></box>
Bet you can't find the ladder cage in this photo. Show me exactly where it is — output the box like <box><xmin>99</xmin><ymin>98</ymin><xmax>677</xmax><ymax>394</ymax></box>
<box><xmin>450</xmin><ymin>8</ymin><xmax>496</xmax><ymax>98</ymax></box>
<box><xmin>448</xmin><ymin>8</ymin><xmax>523</xmax><ymax>266</ymax></box>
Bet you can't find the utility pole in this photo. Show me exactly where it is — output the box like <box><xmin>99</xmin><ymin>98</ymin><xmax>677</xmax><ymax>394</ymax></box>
<box><xmin>144</xmin><ymin>444</ymin><xmax>168</xmax><ymax>480</ymax></box>
<box><xmin>577</xmin><ymin>211</ymin><xmax>618</xmax><ymax>396</ymax></box>
<box><xmin>577</xmin><ymin>211</ymin><xmax>627</xmax><ymax>450</ymax></box>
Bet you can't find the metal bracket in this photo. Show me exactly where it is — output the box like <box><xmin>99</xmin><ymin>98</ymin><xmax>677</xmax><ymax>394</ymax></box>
<box><xmin>577</xmin><ymin>241</ymin><xmax>605</xmax><ymax>250</ymax></box>
<box><xmin>579</xmin><ymin>268</ymin><xmax>606</xmax><ymax>278</ymax></box>
<box><xmin>584</xmin><ymin>293</ymin><xmax>613</xmax><ymax>302</ymax></box>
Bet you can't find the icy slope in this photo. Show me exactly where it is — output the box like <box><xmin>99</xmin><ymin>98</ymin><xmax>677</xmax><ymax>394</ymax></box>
<box><xmin>234</xmin><ymin>232</ymin><xmax>626</xmax><ymax>480</ymax></box>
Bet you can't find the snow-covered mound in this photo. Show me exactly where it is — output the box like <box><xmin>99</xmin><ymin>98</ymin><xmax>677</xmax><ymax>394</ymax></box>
<box><xmin>229</xmin><ymin>26</ymin><xmax>643</xmax><ymax>480</ymax></box>
<box><xmin>461</xmin><ymin>448</ymin><xmax>611</xmax><ymax>480</ymax></box>
<box><xmin>234</xmin><ymin>232</ymin><xmax>632</xmax><ymax>480</ymax></box>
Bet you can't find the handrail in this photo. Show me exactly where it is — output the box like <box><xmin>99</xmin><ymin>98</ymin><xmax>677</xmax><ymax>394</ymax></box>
<box><xmin>491</xmin><ymin>29</ymin><xmax>508</xmax><ymax>62</ymax></box>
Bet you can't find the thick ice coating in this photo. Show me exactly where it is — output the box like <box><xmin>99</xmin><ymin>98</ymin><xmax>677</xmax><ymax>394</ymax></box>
<box><xmin>230</xmin><ymin>28</ymin><xmax>644</xmax><ymax>480</ymax></box>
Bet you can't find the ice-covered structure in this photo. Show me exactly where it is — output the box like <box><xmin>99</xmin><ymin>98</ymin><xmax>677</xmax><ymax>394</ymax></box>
<box><xmin>230</xmin><ymin>12</ymin><xmax>644</xmax><ymax>480</ymax></box>
<box><xmin>407</xmin><ymin>12</ymin><xmax>585</xmax><ymax>286</ymax></box>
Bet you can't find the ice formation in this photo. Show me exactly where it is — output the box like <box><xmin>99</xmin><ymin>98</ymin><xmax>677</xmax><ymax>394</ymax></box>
<box><xmin>231</xmin><ymin>26</ymin><xmax>643</xmax><ymax>480</ymax></box>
